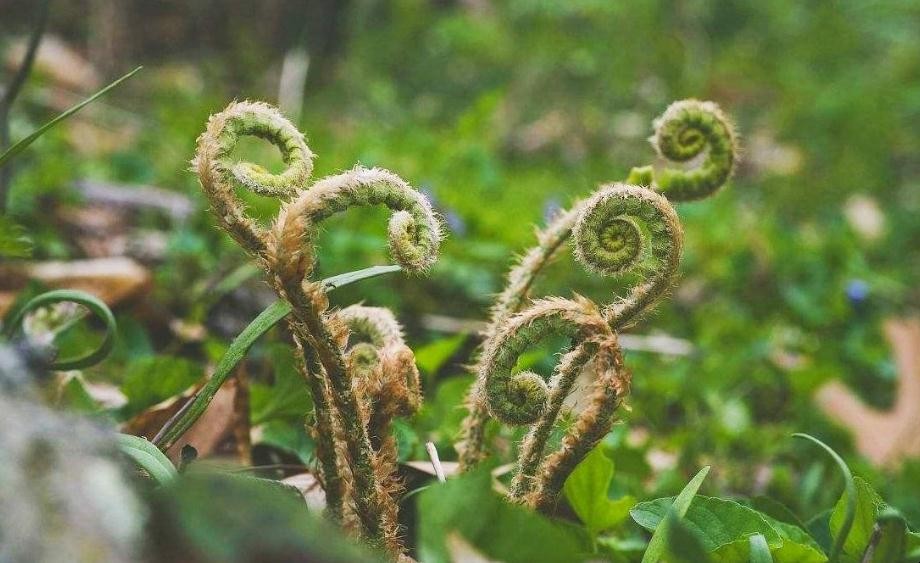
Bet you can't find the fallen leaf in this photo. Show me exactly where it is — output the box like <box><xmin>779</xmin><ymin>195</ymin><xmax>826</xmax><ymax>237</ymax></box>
<box><xmin>816</xmin><ymin>317</ymin><xmax>920</xmax><ymax>466</ymax></box>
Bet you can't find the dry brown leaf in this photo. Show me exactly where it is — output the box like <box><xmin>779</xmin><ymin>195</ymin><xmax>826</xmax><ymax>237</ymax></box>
<box><xmin>164</xmin><ymin>379</ymin><xmax>238</xmax><ymax>462</ymax></box>
<box><xmin>121</xmin><ymin>384</ymin><xmax>201</xmax><ymax>440</ymax></box>
<box><xmin>816</xmin><ymin>317</ymin><xmax>920</xmax><ymax>466</ymax></box>
<box><xmin>0</xmin><ymin>257</ymin><xmax>151</xmax><ymax>316</ymax></box>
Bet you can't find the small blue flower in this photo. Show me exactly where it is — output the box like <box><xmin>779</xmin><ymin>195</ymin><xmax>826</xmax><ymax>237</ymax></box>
<box><xmin>846</xmin><ymin>279</ymin><xmax>870</xmax><ymax>306</ymax></box>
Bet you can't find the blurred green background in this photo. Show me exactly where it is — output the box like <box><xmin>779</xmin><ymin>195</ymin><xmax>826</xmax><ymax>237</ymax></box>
<box><xmin>3</xmin><ymin>0</ymin><xmax>919</xmax><ymax>526</ymax></box>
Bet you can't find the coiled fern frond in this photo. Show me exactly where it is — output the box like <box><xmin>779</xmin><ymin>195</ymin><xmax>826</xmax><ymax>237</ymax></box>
<box><xmin>194</xmin><ymin>101</ymin><xmax>439</xmax><ymax>556</ymax></box>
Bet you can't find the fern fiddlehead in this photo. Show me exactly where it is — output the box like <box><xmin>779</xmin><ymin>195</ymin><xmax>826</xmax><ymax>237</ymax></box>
<box><xmin>626</xmin><ymin>99</ymin><xmax>737</xmax><ymax>201</ymax></box>
<box><xmin>478</xmin><ymin>184</ymin><xmax>679</xmax><ymax>508</ymax></box>
<box><xmin>194</xmin><ymin>101</ymin><xmax>439</xmax><ymax>556</ymax></box>
<box><xmin>458</xmin><ymin>100</ymin><xmax>737</xmax><ymax>511</ymax></box>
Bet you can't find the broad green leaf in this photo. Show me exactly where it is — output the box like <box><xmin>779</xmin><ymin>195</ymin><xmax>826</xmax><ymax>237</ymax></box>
<box><xmin>750</xmin><ymin>504</ymin><xmax>822</xmax><ymax>552</ymax></box>
<box><xmin>633</xmin><ymin>495</ymin><xmax>782</xmax><ymax>552</ymax></box>
<box><xmin>417</xmin><ymin>466</ymin><xmax>586</xmax><ymax>563</ymax></box>
<box><xmin>636</xmin><ymin>466</ymin><xmax>709</xmax><ymax>563</ymax></box>
<box><xmin>250</xmin><ymin>343</ymin><xmax>312</xmax><ymax>425</ymax></box>
<box><xmin>829</xmin><ymin>477</ymin><xmax>883</xmax><ymax>562</ymax></box>
<box><xmin>752</xmin><ymin>496</ymin><xmax>809</xmax><ymax>531</ymax></box>
<box><xmin>712</xmin><ymin>539</ymin><xmax>827</xmax><ymax>563</ymax></box>
<box><xmin>749</xmin><ymin>534</ymin><xmax>774</xmax><ymax>563</ymax></box>
<box><xmin>767</xmin><ymin>517</ymin><xmax>824</xmax><ymax>552</ymax></box>
<box><xmin>0</xmin><ymin>67</ymin><xmax>141</xmax><ymax>168</ymax></box>
<box><xmin>120</xmin><ymin>355</ymin><xmax>203</xmax><ymax>418</ymax></box>
<box><xmin>117</xmin><ymin>434</ymin><xmax>177</xmax><ymax>485</ymax></box>
<box><xmin>564</xmin><ymin>446</ymin><xmax>635</xmax><ymax>536</ymax></box>
<box><xmin>0</xmin><ymin>216</ymin><xmax>31</xmax><ymax>257</ymax></box>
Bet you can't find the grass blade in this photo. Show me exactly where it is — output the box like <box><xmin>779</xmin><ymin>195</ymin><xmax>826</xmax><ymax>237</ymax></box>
<box><xmin>0</xmin><ymin>66</ymin><xmax>142</xmax><ymax>169</ymax></box>
<box><xmin>117</xmin><ymin>433</ymin><xmax>177</xmax><ymax>485</ymax></box>
<box><xmin>640</xmin><ymin>465</ymin><xmax>710</xmax><ymax>563</ymax></box>
<box><xmin>322</xmin><ymin>264</ymin><xmax>401</xmax><ymax>290</ymax></box>
<box><xmin>793</xmin><ymin>433</ymin><xmax>856</xmax><ymax>563</ymax></box>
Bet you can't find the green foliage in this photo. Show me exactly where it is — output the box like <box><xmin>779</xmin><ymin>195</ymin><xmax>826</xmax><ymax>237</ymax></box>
<box><xmin>249</xmin><ymin>343</ymin><xmax>312</xmax><ymax>425</ymax></box>
<box><xmin>417</xmin><ymin>466</ymin><xmax>587</xmax><ymax>563</ymax></box>
<box><xmin>637</xmin><ymin>465</ymin><xmax>709</xmax><ymax>563</ymax></box>
<box><xmin>5</xmin><ymin>1</ymin><xmax>920</xmax><ymax>560</ymax></box>
<box><xmin>120</xmin><ymin>356</ymin><xmax>202</xmax><ymax>419</ymax></box>
<box><xmin>829</xmin><ymin>477</ymin><xmax>883</xmax><ymax>562</ymax></box>
<box><xmin>564</xmin><ymin>446</ymin><xmax>635</xmax><ymax>537</ymax></box>
<box><xmin>633</xmin><ymin>496</ymin><xmax>783</xmax><ymax>552</ymax></box>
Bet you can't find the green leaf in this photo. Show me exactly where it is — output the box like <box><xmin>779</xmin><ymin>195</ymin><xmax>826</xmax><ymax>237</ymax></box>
<box><xmin>752</xmin><ymin>496</ymin><xmax>810</xmax><ymax>531</ymax></box>
<box><xmin>636</xmin><ymin>465</ymin><xmax>709</xmax><ymax>563</ymax></box>
<box><xmin>564</xmin><ymin>446</ymin><xmax>635</xmax><ymax>536</ymax></box>
<box><xmin>829</xmin><ymin>477</ymin><xmax>883</xmax><ymax>562</ymax></box>
<box><xmin>766</xmin><ymin>515</ymin><xmax>824</xmax><ymax>552</ymax></box>
<box><xmin>120</xmin><ymin>355</ymin><xmax>203</xmax><ymax>418</ymax></box>
<box><xmin>712</xmin><ymin>539</ymin><xmax>827</xmax><ymax>563</ymax></box>
<box><xmin>0</xmin><ymin>216</ymin><xmax>31</xmax><ymax>257</ymax></box>
<box><xmin>749</xmin><ymin>498</ymin><xmax>822</xmax><ymax>551</ymax></box>
<box><xmin>417</xmin><ymin>466</ymin><xmax>586</xmax><ymax>563</ymax></box>
<box><xmin>250</xmin><ymin>343</ymin><xmax>312</xmax><ymax>425</ymax></box>
<box><xmin>806</xmin><ymin>510</ymin><xmax>833</xmax><ymax>556</ymax></box>
<box><xmin>633</xmin><ymin>496</ymin><xmax>783</xmax><ymax>552</ymax></box>
<box><xmin>117</xmin><ymin>433</ymin><xmax>177</xmax><ymax>485</ymax></box>
<box><xmin>749</xmin><ymin>534</ymin><xmax>774</xmax><ymax>563</ymax></box>
<box><xmin>0</xmin><ymin>66</ymin><xmax>142</xmax><ymax>169</ymax></box>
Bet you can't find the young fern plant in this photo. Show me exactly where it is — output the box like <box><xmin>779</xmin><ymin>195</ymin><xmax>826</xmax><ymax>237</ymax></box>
<box><xmin>193</xmin><ymin>101</ymin><xmax>441</xmax><ymax>556</ymax></box>
<box><xmin>457</xmin><ymin>99</ymin><xmax>738</xmax><ymax>511</ymax></box>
